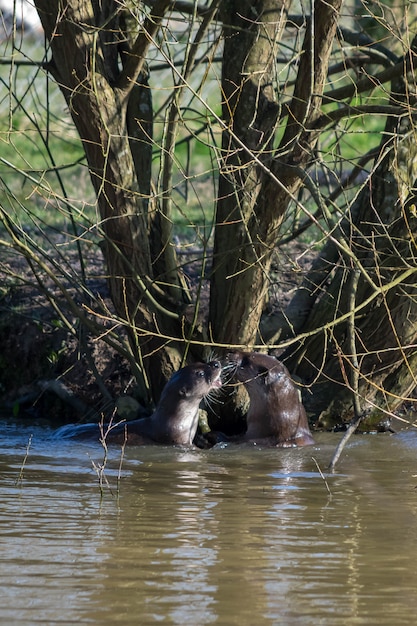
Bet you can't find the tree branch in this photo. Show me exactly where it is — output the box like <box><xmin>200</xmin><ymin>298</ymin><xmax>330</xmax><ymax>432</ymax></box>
<box><xmin>279</xmin><ymin>0</ymin><xmax>343</xmax><ymax>150</ymax></box>
<box><xmin>116</xmin><ymin>0</ymin><xmax>172</xmax><ymax>95</ymax></box>
<box><xmin>322</xmin><ymin>59</ymin><xmax>412</xmax><ymax>105</ymax></box>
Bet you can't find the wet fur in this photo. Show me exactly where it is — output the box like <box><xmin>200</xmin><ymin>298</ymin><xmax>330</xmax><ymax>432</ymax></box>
<box><xmin>57</xmin><ymin>361</ymin><xmax>222</xmax><ymax>447</ymax></box>
<box><xmin>227</xmin><ymin>351</ymin><xmax>314</xmax><ymax>447</ymax></box>
<box><xmin>124</xmin><ymin>361</ymin><xmax>222</xmax><ymax>445</ymax></box>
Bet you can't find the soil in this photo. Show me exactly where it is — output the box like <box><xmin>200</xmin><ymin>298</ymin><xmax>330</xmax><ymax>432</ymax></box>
<box><xmin>0</xmin><ymin>241</ymin><xmax>132</xmax><ymax>424</ymax></box>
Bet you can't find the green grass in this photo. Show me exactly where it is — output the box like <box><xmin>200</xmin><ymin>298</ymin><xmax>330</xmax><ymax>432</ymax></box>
<box><xmin>0</xmin><ymin>35</ymin><xmax>94</xmax><ymax>232</ymax></box>
<box><xmin>0</xmin><ymin>32</ymin><xmax>394</xmax><ymax>245</ymax></box>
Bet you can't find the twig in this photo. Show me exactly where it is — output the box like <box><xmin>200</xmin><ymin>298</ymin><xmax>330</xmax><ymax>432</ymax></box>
<box><xmin>328</xmin><ymin>418</ymin><xmax>362</xmax><ymax>473</ymax></box>
<box><xmin>329</xmin><ymin>266</ymin><xmax>362</xmax><ymax>472</ymax></box>
<box><xmin>348</xmin><ymin>268</ymin><xmax>362</xmax><ymax>420</ymax></box>
<box><xmin>312</xmin><ymin>456</ymin><xmax>332</xmax><ymax>496</ymax></box>
<box><xmin>89</xmin><ymin>412</ymin><xmax>128</xmax><ymax>498</ymax></box>
<box><xmin>116</xmin><ymin>424</ymin><xmax>128</xmax><ymax>496</ymax></box>
<box><xmin>15</xmin><ymin>434</ymin><xmax>33</xmax><ymax>486</ymax></box>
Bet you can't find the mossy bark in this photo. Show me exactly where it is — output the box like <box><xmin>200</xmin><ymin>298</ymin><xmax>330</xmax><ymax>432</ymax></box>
<box><xmin>280</xmin><ymin>38</ymin><xmax>417</xmax><ymax>425</ymax></box>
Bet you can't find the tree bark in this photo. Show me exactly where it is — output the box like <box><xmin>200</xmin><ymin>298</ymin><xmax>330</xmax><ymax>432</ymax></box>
<box><xmin>281</xmin><ymin>37</ymin><xmax>417</xmax><ymax>425</ymax></box>
<box><xmin>34</xmin><ymin>0</ymin><xmax>185</xmax><ymax>402</ymax></box>
<box><xmin>210</xmin><ymin>0</ymin><xmax>343</xmax><ymax>347</ymax></box>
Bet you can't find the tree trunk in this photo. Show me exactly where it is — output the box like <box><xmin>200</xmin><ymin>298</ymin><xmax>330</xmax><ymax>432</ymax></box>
<box><xmin>31</xmin><ymin>0</ymin><xmax>417</xmax><ymax>428</ymax></box>
<box><xmin>280</xmin><ymin>38</ymin><xmax>417</xmax><ymax>426</ymax></box>
<box><xmin>210</xmin><ymin>0</ymin><xmax>343</xmax><ymax>347</ymax></box>
<box><xmin>34</xmin><ymin>0</ymin><xmax>185</xmax><ymax>403</ymax></box>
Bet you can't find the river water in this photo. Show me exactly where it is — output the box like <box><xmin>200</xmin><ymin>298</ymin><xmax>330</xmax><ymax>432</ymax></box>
<box><xmin>1</xmin><ymin>417</ymin><xmax>417</xmax><ymax>625</ymax></box>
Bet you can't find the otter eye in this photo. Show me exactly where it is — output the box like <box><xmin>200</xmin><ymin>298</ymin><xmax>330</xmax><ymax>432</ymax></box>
<box><xmin>196</xmin><ymin>370</ymin><xmax>205</xmax><ymax>378</ymax></box>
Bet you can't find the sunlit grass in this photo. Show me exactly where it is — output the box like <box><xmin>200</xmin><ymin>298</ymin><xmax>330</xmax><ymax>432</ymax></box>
<box><xmin>0</xmin><ymin>32</ymin><xmax>391</xmax><ymax>243</ymax></box>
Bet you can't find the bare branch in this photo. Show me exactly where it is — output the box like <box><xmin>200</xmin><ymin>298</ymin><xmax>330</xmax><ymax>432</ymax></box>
<box><xmin>116</xmin><ymin>0</ymin><xmax>172</xmax><ymax>95</ymax></box>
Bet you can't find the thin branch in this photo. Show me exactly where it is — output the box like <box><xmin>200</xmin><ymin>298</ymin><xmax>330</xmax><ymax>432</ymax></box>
<box><xmin>328</xmin><ymin>267</ymin><xmax>368</xmax><ymax>473</ymax></box>
<box><xmin>15</xmin><ymin>435</ymin><xmax>33</xmax><ymax>486</ymax></box>
<box><xmin>321</xmin><ymin>57</ymin><xmax>414</xmax><ymax>106</ymax></box>
<box><xmin>328</xmin><ymin>418</ymin><xmax>361</xmax><ymax>473</ymax></box>
<box><xmin>116</xmin><ymin>0</ymin><xmax>172</xmax><ymax>95</ymax></box>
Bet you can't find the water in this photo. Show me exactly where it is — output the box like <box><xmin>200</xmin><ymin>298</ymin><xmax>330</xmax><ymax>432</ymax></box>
<box><xmin>1</xmin><ymin>417</ymin><xmax>417</xmax><ymax>625</ymax></box>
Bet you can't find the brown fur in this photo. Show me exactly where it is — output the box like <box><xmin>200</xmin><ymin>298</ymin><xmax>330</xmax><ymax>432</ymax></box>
<box><xmin>112</xmin><ymin>361</ymin><xmax>222</xmax><ymax>445</ymax></box>
<box><xmin>227</xmin><ymin>351</ymin><xmax>314</xmax><ymax>447</ymax></box>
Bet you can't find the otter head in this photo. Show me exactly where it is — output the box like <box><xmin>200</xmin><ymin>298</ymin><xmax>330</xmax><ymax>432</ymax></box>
<box><xmin>156</xmin><ymin>360</ymin><xmax>222</xmax><ymax>417</ymax></box>
<box><xmin>165</xmin><ymin>360</ymin><xmax>222</xmax><ymax>402</ymax></box>
<box><xmin>152</xmin><ymin>360</ymin><xmax>222</xmax><ymax>445</ymax></box>
<box><xmin>227</xmin><ymin>351</ymin><xmax>289</xmax><ymax>392</ymax></box>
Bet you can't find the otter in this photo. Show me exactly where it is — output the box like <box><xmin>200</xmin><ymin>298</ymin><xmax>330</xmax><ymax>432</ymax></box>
<box><xmin>227</xmin><ymin>351</ymin><xmax>314</xmax><ymax>447</ymax></box>
<box><xmin>57</xmin><ymin>361</ymin><xmax>222</xmax><ymax>446</ymax></box>
<box><xmin>122</xmin><ymin>360</ymin><xmax>222</xmax><ymax>445</ymax></box>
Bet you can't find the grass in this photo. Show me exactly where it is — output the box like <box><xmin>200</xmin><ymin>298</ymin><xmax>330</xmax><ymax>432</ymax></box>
<box><xmin>0</xmin><ymin>25</ymin><xmax>394</xmax><ymax>248</ymax></box>
<box><xmin>0</xmin><ymin>33</ymin><xmax>94</xmax><ymax>233</ymax></box>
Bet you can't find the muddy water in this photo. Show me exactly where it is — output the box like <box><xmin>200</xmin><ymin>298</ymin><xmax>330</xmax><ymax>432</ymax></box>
<box><xmin>1</xmin><ymin>418</ymin><xmax>417</xmax><ymax>625</ymax></box>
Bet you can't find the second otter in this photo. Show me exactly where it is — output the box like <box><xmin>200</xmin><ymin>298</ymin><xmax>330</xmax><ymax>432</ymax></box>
<box><xmin>57</xmin><ymin>360</ymin><xmax>222</xmax><ymax>447</ymax></box>
<box><xmin>124</xmin><ymin>360</ymin><xmax>222</xmax><ymax>445</ymax></box>
<box><xmin>227</xmin><ymin>351</ymin><xmax>314</xmax><ymax>447</ymax></box>
<box><xmin>112</xmin><ymin>360</ymin><xmax>223</xmax><ymax>445</ymax></box>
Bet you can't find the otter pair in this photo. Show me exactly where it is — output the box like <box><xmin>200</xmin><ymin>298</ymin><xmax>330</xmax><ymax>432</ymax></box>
<box><xmin>110</xmin><ymin>351</ymin><xmax>314</xmax><ymax>448</ymax></box>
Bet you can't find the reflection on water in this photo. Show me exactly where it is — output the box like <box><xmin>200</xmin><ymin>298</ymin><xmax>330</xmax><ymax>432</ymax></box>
<box><xmin>1</xmin><ymin>418</ymin><xmax>417</xmax><ymax>625</ymax></box>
